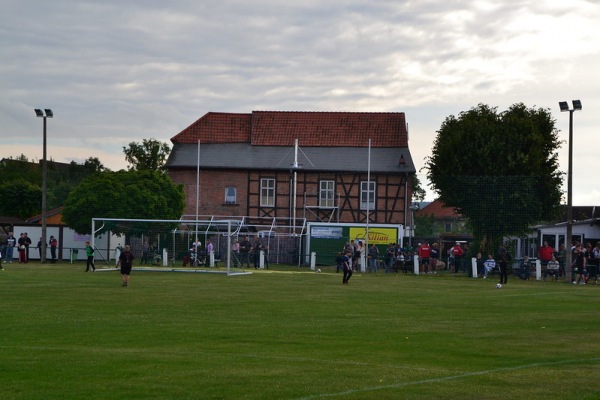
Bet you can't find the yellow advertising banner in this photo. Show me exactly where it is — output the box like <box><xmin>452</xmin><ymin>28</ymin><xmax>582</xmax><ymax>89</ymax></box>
<box><xmin>349</xmin><ymin>227</ymin><xmax>398</xmax><ymax>245</ymax></box>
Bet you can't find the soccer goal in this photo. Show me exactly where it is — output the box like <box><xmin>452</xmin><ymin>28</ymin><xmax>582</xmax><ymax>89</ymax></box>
<box><xmin>91</xmin><ymin>217</ymin><xmax>253</xmax><ymax>276</ymax></box>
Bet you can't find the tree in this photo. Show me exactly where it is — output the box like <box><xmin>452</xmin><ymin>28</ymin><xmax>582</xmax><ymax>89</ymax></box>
<box><xmin>424</xmin><ymin>103</ymin><xmax>562</xmax><ymax>255</ymax></box>
<box><xmin>411</xmin><ymin>174</ymin><xmax>426</xmax><ymax>202</ymax></box>
<box><xmin>62</xmin><ymin>169</ymin><xmax>185</xmax><ymax>235</ymax></box>
<box><xmin>0</xmin><ymin>181</ymin><xmax>42</xmax><ymax>219</ymax></box>
<box><xmin>82</xmin><ymin>157</ymin><xmax>106</xmax><ymax>174</ymax></box>
<box><xmin>123</xmin><ymin>139</ymin><xmax>171</xmax><ymax>172</ymax></box>
<box><xmin>0</xmin><ymin>155</ymin><xmax>111</xmax><ymax>220</ymax></box>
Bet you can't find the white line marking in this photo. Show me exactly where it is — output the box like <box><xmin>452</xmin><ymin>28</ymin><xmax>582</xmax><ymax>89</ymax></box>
<box><xmin>295</xmin><ymin>357</ymin><xmax>600</xmax><ymax>399</ymax></box>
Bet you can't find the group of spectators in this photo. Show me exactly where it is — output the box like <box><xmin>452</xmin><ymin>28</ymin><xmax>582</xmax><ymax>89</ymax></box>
<box><xmin>472</xmin><ymin>240</ymin><xmax>600</xmax><ymax>285</ymax></box>
<box><xmin>2</xmin><ymin>231</ymin><xmax>58</xmax><ymax>264</ymax></box>
<box><xmin>232</xmin><ymin>236</ymin><xmax>269</xmax><ymax>270</ymax></box>
<box><xmin>532</xmin><ymin>240</ymin><xmax>600</xmax><ymax>284</ymax></box>
<box><xmin>334</xmin><ymin>240</ymin><xmax>466</xmax><ymax>275</ymax></box>
<box><xmin>568</xmin><ymin>241</ymin><xmax>600</xmax><ymax>285</ymax></box>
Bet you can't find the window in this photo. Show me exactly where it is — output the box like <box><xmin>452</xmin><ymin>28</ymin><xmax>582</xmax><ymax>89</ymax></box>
<box><xmin>260</xmin><ymin>178</ymin><xmax>275</xmax><ymax>207</ymax></box>
<box><xmin>445</xmin><ymin>223</ymin><xmax>452</xmax><ymax>232</ymax></box>
<box><xmin>360</xmin><ymin>181</ymin><xmax>375</xmax><ymax>210</ymax></box>
<box><xmin>225</xmin><ymin>187</ymin><xmax>236</xmax><ymax>204</ymax></box>
<box><xmin>319</xmin><ymin>180</ymin><xmax>335</xmax><ymax>208</ymax></box>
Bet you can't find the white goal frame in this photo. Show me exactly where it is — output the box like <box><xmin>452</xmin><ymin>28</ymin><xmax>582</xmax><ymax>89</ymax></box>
<box><xmin>91</xmin><ymin>217</ymin><xmax>253</xmax><ymax>276</ymax></box>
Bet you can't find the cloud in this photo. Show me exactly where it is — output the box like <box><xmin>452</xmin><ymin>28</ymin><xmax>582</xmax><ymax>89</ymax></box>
<box><xmin>1</xmin><ymin>0</ymin><xmax>600</xmax><ymax>204</ymax></box>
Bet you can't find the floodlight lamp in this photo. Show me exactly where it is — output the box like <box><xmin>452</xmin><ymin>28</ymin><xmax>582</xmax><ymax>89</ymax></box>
<box><xmin>558</xmin><ymin>102</ymin><xmax>569</xmax><ymax>112</ymax></box>
<box><xmin>572</xmin><ymin>100</ymin><xmax>582</xmax><ymax>111</ymax></box>
<box><xmin>35</xmin><ymin>109</ymin><xmax>44</xmax><ymax>117</ymax></box>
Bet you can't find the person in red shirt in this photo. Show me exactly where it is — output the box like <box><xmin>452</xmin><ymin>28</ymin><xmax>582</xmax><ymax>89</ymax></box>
<box><xmin>538</xmin><ymin>241</ymin><xmax>554</xmax><ymax>267</ymax></box>
<box><xmin>451</xmin><ymin>242</ymin><xmax>464</xmax><ymax>273</ymax></box>
<box><xmin>49</xmin><ymin>235</ymin><xmax>58</xmax><ymax>263</ymax></box>
<box><xmin>418</xmin><ymin>242</ymin><xmax>432</xmax><ymax>274</ymax></box>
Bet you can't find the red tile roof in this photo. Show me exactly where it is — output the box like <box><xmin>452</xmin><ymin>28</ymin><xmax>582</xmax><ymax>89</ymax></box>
<box><xmin>171</xmin><ymin>111</ymin><xmax>408</xmax><ymax>147</ymax></box>
<box><xmin>416</xmin><ymin>199</ymin><xmax>462</xmax><ymax>219</ymax></box>
<box><xmin>171</xmin><ymin>112</ymin><xmax>252</xmax><ymax>144</ymax></box>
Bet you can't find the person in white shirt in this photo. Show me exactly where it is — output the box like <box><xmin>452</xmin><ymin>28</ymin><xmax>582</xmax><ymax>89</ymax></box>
<box><xmin>544</xmin><ymin>255</ymin><xmax>560</xmax><ymax>281</ymax></box>
<box><xmin>483</xmin><ymin>254</ymin><xmax>496</xmax><ymax>279</ymax></box>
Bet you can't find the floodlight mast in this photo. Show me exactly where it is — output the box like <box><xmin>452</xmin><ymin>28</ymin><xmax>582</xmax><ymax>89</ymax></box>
<box><xmin>559</xmin><ymin>100</ymin><xmax>581</xmax><ymax>282</ymax></box>
<box><xmin>35</xmin><ymin>108</ymin><xmax>53</xmax><ymax>263</ymax></box>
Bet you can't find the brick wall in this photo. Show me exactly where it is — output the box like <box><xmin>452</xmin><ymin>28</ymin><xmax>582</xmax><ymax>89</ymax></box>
<box><xmin>169</xmin><ymin>169</ymin><xmax>409</xmax><ymax>225</ymax></box>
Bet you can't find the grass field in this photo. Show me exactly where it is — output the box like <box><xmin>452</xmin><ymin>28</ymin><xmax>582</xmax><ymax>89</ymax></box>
<box><xmin>1</xmin><ymin>261</ymin><xmax>599</xmax><ymax>399</ymax></box>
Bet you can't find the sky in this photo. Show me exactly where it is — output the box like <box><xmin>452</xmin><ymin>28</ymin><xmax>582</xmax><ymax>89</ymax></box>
<box><xmin>1</xmin><ymin>0</ymin><xmax>599</xmax><ymax>204</ymax></box>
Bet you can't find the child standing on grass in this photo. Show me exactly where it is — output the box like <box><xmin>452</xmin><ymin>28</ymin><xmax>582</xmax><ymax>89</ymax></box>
<box><xmin>85</xmin><ymin>241</ymin><xmax>95</xmax><ymax>272</ymax></box>
<box><xmin>342</xmin><ymin>250</ymin><xmax>353</xmax><ymax>285</ymax></box>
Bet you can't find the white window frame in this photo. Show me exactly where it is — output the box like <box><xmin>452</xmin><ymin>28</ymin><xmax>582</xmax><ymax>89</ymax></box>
<box><xmin>260</xmin><ymin>178</ymin><xmax>276</xmax><ymax>207</ymax></box>
<box><xmin>319</xmin><ymin>180</ymin><xmax>335</xmax><ymax>208</ymax></box>
<box><xmin>360</xmin><ymin>181</ymin><xmax>376</xmax><ymax>211</ymax></box>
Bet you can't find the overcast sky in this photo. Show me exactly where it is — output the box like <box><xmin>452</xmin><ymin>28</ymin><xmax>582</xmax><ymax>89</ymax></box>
<box><xmin>2</xmin><ymin>0</ymin><xmax>599</xmax><ymax>204</ymax></box>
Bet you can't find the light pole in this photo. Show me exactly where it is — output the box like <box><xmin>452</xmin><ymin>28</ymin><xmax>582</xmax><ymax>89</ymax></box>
<box><xmin>559</xmin><ymin>100</ymin><xmax>581</xmax><ymax>282</ymax></box>
<box><xmin>35</xmin><ymin>108</ymin><xmax>53</xmax><ymax>263</ymax></box>
<box><xmin>409</xmin><ymin>203</ymin><xmax>419</xmax><ymax>248</ymax></box>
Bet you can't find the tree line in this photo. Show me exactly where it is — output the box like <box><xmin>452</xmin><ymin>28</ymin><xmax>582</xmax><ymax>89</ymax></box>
<box><xmin>1</xmin><ymin>139</ymin><xmax>184</xmax><ymax>235</ymax></box>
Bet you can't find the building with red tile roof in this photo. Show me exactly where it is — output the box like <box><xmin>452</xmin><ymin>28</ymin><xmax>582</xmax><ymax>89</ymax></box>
<box><xmin>166</xmin><ymin>111</ymin><xmax>416</xmax><ymax>230</ymax></box>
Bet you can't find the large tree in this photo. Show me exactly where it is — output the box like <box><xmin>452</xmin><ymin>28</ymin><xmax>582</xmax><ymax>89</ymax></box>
<box><xmin>123</xmin><ymin>139</ymin><xmax>170</xmax><ymax>172</ymax></box>
<box><xmin>62</xmin><ymin>169</ymin><xmax>185</xmax><ymax>235</ymax></box>
<box><xmin>424</xmin><ymin>103</ymin><xmax>563</xmax><ymax>254</ymax></box>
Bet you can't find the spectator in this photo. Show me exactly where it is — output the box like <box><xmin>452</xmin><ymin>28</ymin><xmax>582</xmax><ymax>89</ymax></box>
<box><xmin>450</xmin><ymin>242</ymin><xmax>464</xmax><ymax>273</ymax></box>
<box><xmin>430</xmin><ymin>243</ymin><xmax>441</xmax><ymax>272</ymax></box>
<box><xmin>544</xmin><ymin>255</ymin><xmax>560</xmax><ymax>281</ymax></box>
<box><xmin>37</xmin><ymin>237</ymin><xmax>43</xmax><ymax>261</ymax></box>
<box><xmin>263</xmin><ymin>245</ymin><xmax>270</xmax><ymax>270</ymax></box>
<box><xmin>239</xmin><ymin>236</ymin><xmax>251</xmax><ymax>269</ymax></box>
<box><xmin>49</xmin><ymin>235</ymin><xmax>58</xmax><ymax>263</ymax></box>
<box><xmin>351</xmin><ymin>240</ymin><xmax>359</xmax><ymax>271</ymax></box>
<box><xmin>557</xmin><ymin>243</ymin><xmax>567</xmax><ymax>277</ymax></box>
<box><xmin>572</xmin><ymin>244</ymin><xmax>587</xmax><ymax>285</ymax></box>
<box><xmin>538</xmin><ymin>241</ymin><xmax>554</xmax><ymax>266</ymax></box>
<box><xmin>417</xmin><ymin>242</ymin><xmax>431</xmax><ymax>274</ymax></box>
<box><xmin>4</xmin><ymin>231</ymin><xmax>16</xmax><ymax>263</ymax></box>
<box><xmin>368</xmin><ymin>243</ymin><xmax>379</xmax><ymax>273</ymax></box>
<box><xmin>386</xmin><ymin>243</ymin><xmax>396</xmax><ymax>272</ymax></box>
<box><xmin>141</xmin><ymin>239</ymin><xmax>150</xmax><ymax>265</ymax></box>
<box><xmin>592</xmin><ymin>243</ymin><xmax>600</xmax><ymax>283</ymax></box>
<box><xmin>17</xmin><ymin>233</ymin><xmax>27</xmax><ymax>263</ymax></box>
<box><xmin>475</xmin><ymin>252</ymin><xmax>485</xmax><ymax>277</ymax></box>
<box><xmin>252</xmin><ymin>236</ymin><xmax>262</xmax><ymax>269</ymax></box>
<box><xmin>482</xmin><ymin>254</ymin><xmax>496</xmax><ymax>279</ymax></box>
<box><xmin>231</xmin><ymin>239</ymin><xmax>240</xmax><ymax>267</ymax></box>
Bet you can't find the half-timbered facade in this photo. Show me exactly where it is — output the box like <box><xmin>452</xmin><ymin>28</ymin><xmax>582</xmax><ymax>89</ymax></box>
<box><xmin>165</xmin><ymin>111</ymin><xmax>416</xmax><ymax>230</ymax></box>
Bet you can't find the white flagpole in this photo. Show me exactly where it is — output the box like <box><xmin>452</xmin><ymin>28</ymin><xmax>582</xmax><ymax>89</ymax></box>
<box><xmin>195</xmin><ymin>140</ymin><xmax>200</xmax><ymax>250</ymax></box>
<box><xmin>365</xmin><ymin>138</ymin><xmax>371</xmax><ymax>271</ymax></box>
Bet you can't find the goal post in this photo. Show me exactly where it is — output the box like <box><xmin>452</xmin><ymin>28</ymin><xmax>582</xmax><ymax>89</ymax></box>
<box><xmin>91</xmin><ymin>217</ymin><xmax>252</xmax><ymax>276</ymax></box>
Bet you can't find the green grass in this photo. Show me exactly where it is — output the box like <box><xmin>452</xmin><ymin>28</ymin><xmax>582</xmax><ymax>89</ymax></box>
<box><xmin>1</xmin><ymin>262</ymin><xmax>599</xmax><ymax>399</ymax></box>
